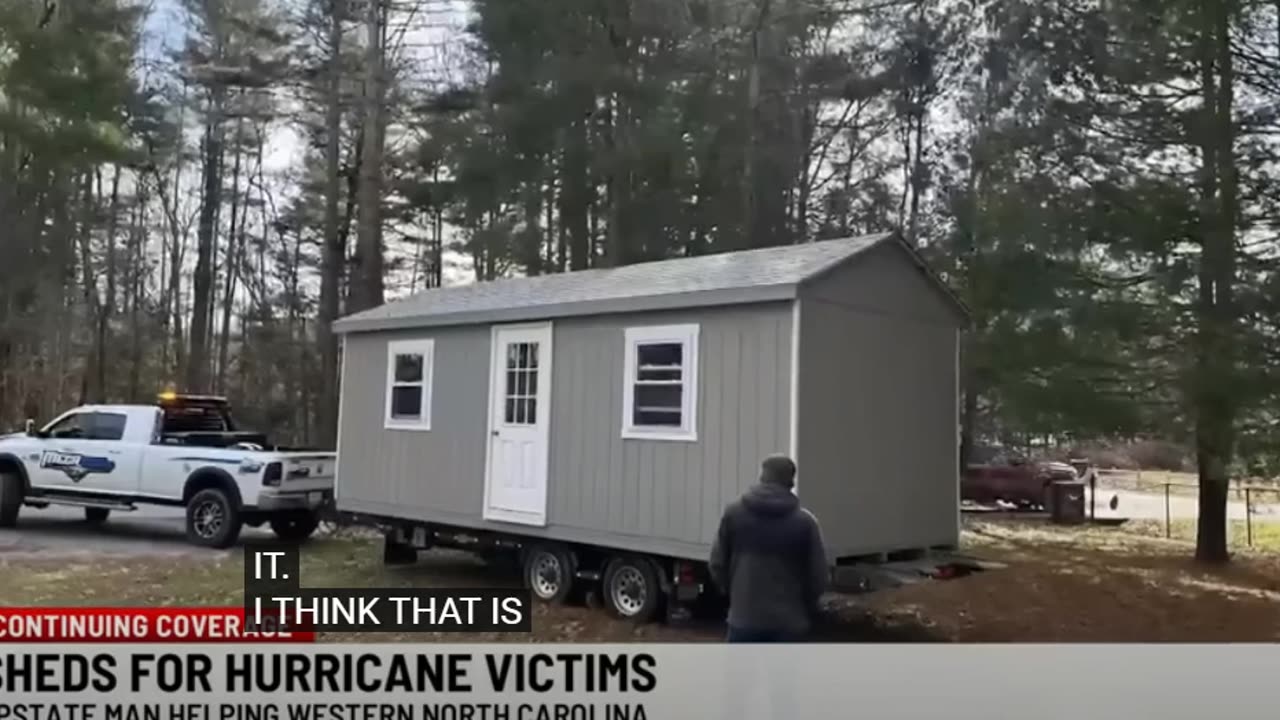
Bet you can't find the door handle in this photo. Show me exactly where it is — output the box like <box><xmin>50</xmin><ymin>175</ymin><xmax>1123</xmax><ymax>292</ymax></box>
<box><xmin>491</xmin><ymin>430</ymin><xmax>499</xmax><ymax>437</ymax></box>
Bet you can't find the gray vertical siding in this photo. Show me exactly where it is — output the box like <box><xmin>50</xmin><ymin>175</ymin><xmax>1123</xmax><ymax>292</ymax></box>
<box><xmin>336</xmin><ymin>325</ymin><xmax>492</xmax><ymax>521</ymax></box>
<box><xmin>796</xmin><ymin>242</ymin><xmax>961</xmax><ymax>556</ymax></box>
<box><xmin>547</xmin><ymin>304</ymin><xmax>793</xmax><ymax>550</ymax></box>
<box><xmin>336</xmin><ymin>302</ymin><xmax>793</xmax><ymax>560</ymax></box>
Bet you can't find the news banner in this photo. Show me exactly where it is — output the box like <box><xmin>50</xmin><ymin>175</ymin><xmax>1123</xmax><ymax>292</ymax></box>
<box><xmin>0</xmin><ymin>545</ymin><xmax>1272</xmax><ymax>720</ymax></box>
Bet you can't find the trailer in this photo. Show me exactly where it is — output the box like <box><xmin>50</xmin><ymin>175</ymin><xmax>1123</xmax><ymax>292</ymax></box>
<box><xmin>331</xmin><ymin>232</ymin><xmax>975</xmax><ymax>622</ymax></box>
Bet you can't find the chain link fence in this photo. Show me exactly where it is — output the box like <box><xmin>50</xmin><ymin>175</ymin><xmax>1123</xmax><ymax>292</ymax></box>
<box><xmin>1090</xmin><ymin>470</ymin><xmax>1280</xmax><ymax>551</ymax></box>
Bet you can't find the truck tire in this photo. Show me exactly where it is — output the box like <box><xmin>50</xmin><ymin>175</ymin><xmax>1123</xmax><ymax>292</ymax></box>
<box><xmin>185</xmin><ymin>488</ymin><xmax>242</xmax><ymax>549</ymax></box>
<box><xmin>522</xmin><ymin>543</ymin><xmax>575</xmax><ymax>604</ymax></box>
<box><xmin>84</xmin><ymin>507</ymin><xmax>110</xmax><ymax>525</ymax></box>
<box><xmin>0</xmin><ymin>471</ymin><xmax>21</xmax><ymax>528</ymax></box>
<box><xmin>270</xmin><ymin>512</ymin><xmax>320</xmax><ymax>543</ymax></box>
<box><xmin>603</xmin><ymin>555</ymin><xmax>662</xmax><ymax>623</ymax></box>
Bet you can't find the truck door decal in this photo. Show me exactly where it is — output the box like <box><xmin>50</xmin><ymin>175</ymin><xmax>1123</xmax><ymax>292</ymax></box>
<box><xmin>38</xmin><ymin>451</ymin><xmax>116</xmax><ymax>482</ymax></box>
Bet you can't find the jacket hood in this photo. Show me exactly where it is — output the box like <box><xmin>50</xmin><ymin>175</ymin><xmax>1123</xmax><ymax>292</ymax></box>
<box><xmin>741</xmin><ymin>481</ymin><xmax>800</xmax><ymax>517</ymax></box>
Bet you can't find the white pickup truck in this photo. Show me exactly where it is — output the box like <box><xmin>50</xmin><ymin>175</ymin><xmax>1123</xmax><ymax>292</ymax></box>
<box><xmin>0</xmin><ymin>394</ymin><xmax>335</xmax><ymax>548</ymax></box>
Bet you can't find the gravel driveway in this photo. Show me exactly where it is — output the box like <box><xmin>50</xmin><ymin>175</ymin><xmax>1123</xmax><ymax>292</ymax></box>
<box><xmin>0</xmin><ymin>504</ymin><xmax>275</xmax><ymax>558</ymax></box>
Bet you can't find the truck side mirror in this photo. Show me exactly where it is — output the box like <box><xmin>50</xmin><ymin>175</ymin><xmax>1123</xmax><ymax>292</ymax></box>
<box><xmin>24</xmin><ymin>419</ymin><xmax>35</xmax><ymax>435</ymax></box>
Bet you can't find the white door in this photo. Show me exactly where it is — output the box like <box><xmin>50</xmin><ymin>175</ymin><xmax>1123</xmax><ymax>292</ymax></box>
<box><xmin>483</xmin><ymin>323</ymin><xmax>552</xmax><ymax>526</ymax></box>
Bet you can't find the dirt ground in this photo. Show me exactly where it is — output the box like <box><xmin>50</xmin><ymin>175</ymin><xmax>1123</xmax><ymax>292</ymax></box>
<box><xmin>0</xmin><ymin>517</ymin><xmax>1276</xmax><ymax>643</ymax></box>
<box><xmin>853</xmin><ymin>519</ymin><xmax>1280</xmax><ymax>642</ymax></box>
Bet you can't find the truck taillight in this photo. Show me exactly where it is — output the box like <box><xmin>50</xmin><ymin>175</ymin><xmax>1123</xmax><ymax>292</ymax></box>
<box><xmin>262</xmin><ymin>462</ymin><xmax>282</xmax><ymax>487</ymax></box>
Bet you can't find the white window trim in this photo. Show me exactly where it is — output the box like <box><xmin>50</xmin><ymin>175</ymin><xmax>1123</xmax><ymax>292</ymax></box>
<box><xmin>621</xmin><ymin>323</ymin><xmax>699</xmax><ymax>442</ymax></box>
<box><xmin>384</xmin><ymin>338</ymin><xmax>434</xmax><ymax>431</ymax></box>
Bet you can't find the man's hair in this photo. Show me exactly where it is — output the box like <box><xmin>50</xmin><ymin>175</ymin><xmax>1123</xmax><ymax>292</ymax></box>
<box><xmin>761</xmin><ymin>454</ymin><xmax>797</xmax><ymax>487</ymax></box>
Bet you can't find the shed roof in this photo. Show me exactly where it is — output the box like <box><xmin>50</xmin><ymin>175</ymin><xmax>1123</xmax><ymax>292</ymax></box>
<box><xmin>334</xmin><ymin>231</ymin><xmax>963</xmax><ymax>334</ymax></box>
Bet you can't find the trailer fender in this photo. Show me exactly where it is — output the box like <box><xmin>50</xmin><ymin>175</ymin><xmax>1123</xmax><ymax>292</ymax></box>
<box><xmin>648</xmin><ymin>556</ymin><xmax>674</xmax><ymax>595</ymax></box>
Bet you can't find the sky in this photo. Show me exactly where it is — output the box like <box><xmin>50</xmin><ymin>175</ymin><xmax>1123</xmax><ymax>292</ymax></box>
<box><xmin>135</xmin><ymin>0</ymin><xmax>478</xmax><ymax>298</ymax></box>
<box><xmin>140</xmin><ymin>0</ymin><xmax>304</xmax><ymax>181</ymax></box>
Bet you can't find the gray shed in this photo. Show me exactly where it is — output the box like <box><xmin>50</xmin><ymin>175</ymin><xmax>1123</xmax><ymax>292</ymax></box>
<box><xmin>332</xmin><ymin>232</ymin><xmax>967</xmax><ymax>564</ymax></box>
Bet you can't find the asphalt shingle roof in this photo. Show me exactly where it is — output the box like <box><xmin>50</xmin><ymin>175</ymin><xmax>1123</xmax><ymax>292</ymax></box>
<box><xmin>334</xmin><ymin>232</ymin><xmax>898</xmax><ymax>333</ymax></box>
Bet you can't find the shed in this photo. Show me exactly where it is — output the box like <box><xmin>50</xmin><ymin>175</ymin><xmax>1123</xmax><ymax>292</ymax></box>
<box><xmin>332</xmin><ymin>231</ymin><xmax>968</xmax><ymax>563</ymax></box>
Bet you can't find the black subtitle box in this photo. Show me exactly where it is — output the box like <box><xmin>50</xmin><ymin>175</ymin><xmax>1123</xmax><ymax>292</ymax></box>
<box><xmin>245</xmin><ymin>588</ymin><xmax>532</xmax><ymax>632</ymax></box>
<box><xmin>243</xmin><ymin>543</ymin><xmax>301</xmax><ymax>595</ymax></box>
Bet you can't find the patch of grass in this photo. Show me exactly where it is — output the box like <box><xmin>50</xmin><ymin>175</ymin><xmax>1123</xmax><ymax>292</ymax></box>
<box><xmin>1121</xmin><ymin>517</ymin><xmax>1280</xmax><ymax>552</ymax></box>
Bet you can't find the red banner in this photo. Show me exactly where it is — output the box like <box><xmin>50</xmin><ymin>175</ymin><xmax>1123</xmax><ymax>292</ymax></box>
<box><xmin>0</xmin><ymin>607</ymin><xmax>315</xmax><ymax>642</ymax></box>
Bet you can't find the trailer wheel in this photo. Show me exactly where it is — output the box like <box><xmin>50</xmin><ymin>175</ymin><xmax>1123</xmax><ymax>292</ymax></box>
<box><xmin>523</xmin><ymin>544</ymin><xmax>575</xmax><ymax>604</ymax></box>
<box><xmin>603</xmin><ymin>555</ymin><xmax>662</xmax><ymax>623</ymax></box>
<box><xmin>185</xmin><ymin>488</ymin><xmax>242</xmax><ymax>549</ymax></box>
<box><xmin>270</xmin><ymin>511</ymin><xmax>321</xmax><ymax>543</ymax></box>
<box><xmin>0</xmin><ymin>471</ymin><xmax>21</xmax><ymax>528</ymax></box>
<box><xmin>84</xmin><ymin>507</ymin><xmax>110</xmax><ymax>525</ymax></box>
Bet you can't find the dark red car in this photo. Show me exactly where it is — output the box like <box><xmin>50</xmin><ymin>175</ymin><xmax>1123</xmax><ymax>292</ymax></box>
<box><xmin>961</xmin><ymin>451</ymin><xmax>1079</xmax><ymax>509</ymax></box>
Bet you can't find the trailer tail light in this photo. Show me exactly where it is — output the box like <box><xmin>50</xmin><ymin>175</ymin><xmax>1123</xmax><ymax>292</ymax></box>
<box><xmin>675</xmin><ymin>561</ymin><xmax>698</xmax><ymax>586</ymax></box>
<box><xmin>262</xmin><ymin>462</ymin><xmax>283</xmax><ymax>487</ymax></box>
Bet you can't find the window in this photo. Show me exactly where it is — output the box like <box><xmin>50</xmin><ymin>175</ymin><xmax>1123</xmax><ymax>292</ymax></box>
<box><xmin>621</xmin><ymin>324</ymin><xmax>699</xmax><ymax>441</ymax></box>
<box><xmin>88</xmin><ymin>413</ymin><xmax>127</xmax><ymax>441</ymax></box>
<box><xmin>43</xmin><ymin>412</ymin><xmax>127</xmax><ymax>441</ymax></box>
<box><xmin>44</xmin><ymin>413</ymin><xmax>88</xmax><ymax>440</ymax></box>
<box><xmin>502</xmin><ymin>341</ymin><xmax>540</xmax><ymax>426</ymax></box>
<box><xmin>385</xmin><ymin>339</ymin><xmax>434</xmax><ymax>430</ymax></box>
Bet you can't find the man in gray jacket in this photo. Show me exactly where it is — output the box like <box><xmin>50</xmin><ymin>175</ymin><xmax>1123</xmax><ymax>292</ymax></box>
<box><xmin>708</xmin><ymin>454</ymin><xmax>828</xmax><ymax>642</ymax></box>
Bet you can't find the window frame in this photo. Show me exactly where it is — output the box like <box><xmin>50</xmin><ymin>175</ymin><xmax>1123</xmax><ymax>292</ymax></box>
<box><xmin>384</xmin><ymin>338</ymin><xmax>435</xmax><ymax>431</ymax></box>
<box><xmin>620</xmin><ymin>323</ymin><xmax>699</xmax><ymax>442</ymax></box>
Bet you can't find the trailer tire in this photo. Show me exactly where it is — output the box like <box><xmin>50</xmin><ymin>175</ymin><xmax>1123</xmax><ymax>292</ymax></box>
<box><xmin>523</xmin><ymin>544</ymin><xmax>575</xmax><ymax>604</ymax></box>
<box><xmin>270</xmin><ymin>511</ymin><xmax>321</xmax><ymax>543</ymax></box>
<box><xmin>84</xmin><ymin>507</ymin><xmax>110</xmax><ymax>525</ymax></box>
<box><xmin>0</xmin><ymin>471</ymin><xmax>21</xmax><ymax>528</ymax></box>
<box><xmin>603</xmin><ymin>555</ymin><xmax>662</xmax><ymax>623</ymax></box>
<box><xmin>185</xmin><ymin>488</ymin><xmax>242</xmax><ymax>548</ymax></box>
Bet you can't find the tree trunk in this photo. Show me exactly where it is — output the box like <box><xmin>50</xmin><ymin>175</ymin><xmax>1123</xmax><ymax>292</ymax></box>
<box><xmin>1192</xmin><ymin>0</ymin><xmax>1236</xmax><ymax>565</ymax></box>
<box><xmin>562</xmin><ymin>116</ymin><xmax>591</xmax><ymax>270</ymax></box>
<box><xmin>188</xmin><ymin>85</ymin><xmax>226</xmax><ymax>392</ymax></box>
<box><xmin>317</xmin><ymin>0</ymin><xmax>345</xmax><ymax>447</ymax></box>
<box><xmin>127</xmin><ymin>180</ymin><xmax>146</xmax><ymax>401</ymax></box>
<box><xmin>97</xmin><ymin>164</ymin><xmax>122</xmax><ymax>401</ymax></box>
<box><xmin>75</xmin><ymin>171</ymin><xmax>97</xmax><ymax>404</ymax></box>
<box><xmin>217</xmin><ymin>117</ymin><xmax>245</xmax><ymax>393</ymax></box>
<box><xmin>350</xmin><ymin>0</ymin><xmax>386</xmax><ymax>314</ymax></box>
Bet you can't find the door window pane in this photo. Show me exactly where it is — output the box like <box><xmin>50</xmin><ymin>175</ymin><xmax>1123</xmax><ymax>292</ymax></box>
<box><xmin>391</xmin><ymin>386</ymin><xmax>423</xmax><ymax>418</ymax></box>
<box><xmin>88</xmin><ymin>413</ymin><xmax>127</xmax><ymax>441</ymax></box>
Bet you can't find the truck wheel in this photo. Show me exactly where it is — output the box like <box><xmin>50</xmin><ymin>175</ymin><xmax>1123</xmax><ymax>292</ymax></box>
<box><xmin>270</xmin><ymin>512</ymin><xmax>320</xmax><ymax>543</ymax></box>
<box><xmin>603</xmin><ymin>555</ymin><xmax>662</xmax><ymax>623</ymax></box>
<box><xmin>0</xmin><ymin>471</ymin><xmax>22</xmax><ymax>528</ymax></box>
<box><xmin>84</xmin><ymin>507</ymin><xmax>110</xmax><ymax>525</ymax></box>
<box><xmin>185</xmin><ymin>488</ymin><xmax>242</xmax><ymax>548</ymax></box>
<box><xmin>522</xmin><ymin>544</ymin><xmax>575</xmax><ymax>604</ymax></box>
